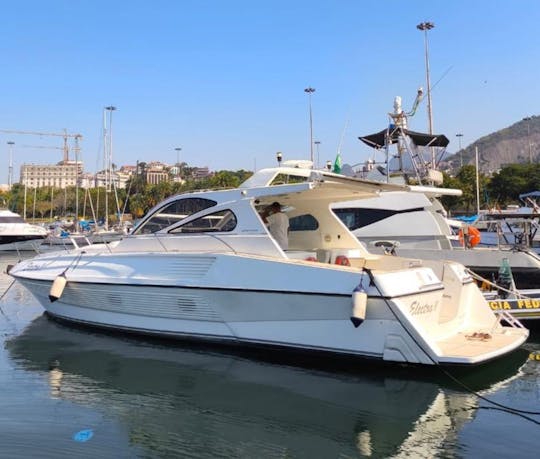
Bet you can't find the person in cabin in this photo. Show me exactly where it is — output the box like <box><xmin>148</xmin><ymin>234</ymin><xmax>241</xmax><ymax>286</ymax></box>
<box><xmin>260</xmin><ymin>202</ymin><xmax>289</xmax><ymax>250</ymax></box>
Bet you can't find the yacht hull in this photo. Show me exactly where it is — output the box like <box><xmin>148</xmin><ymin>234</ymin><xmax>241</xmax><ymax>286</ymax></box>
<box><xmin>11</xmin><ymin>250</ymin><xmax>528</xmax><ymax>366</ymax></box>
<box><xmin>17</xmin><ymin>277</ymin><xmax>413</xmax><ymax>360</ymax></box>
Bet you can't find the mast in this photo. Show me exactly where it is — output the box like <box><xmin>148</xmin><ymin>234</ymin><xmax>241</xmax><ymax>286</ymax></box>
<box><xmin>23</xmin><ymin>168</ymin><xmax>27</xmax><ymax>219</ymax></box>
<box><xmin>103</xmin><ymin>106</ymin><xmax>117</xmax><ymax>231</ymax></box>
<box><xmin>475</xmin><ymin>146</ymin><xmax>480</xmax><ymax>215</ymax></box>
<box><xmin>74</xmin><ymin>135</ymin><xmax>80</xmax><ymax>232</ymax></box>
<box><xmin>103</xmin><ymin>108</ymin><xmax>110</xmax><ymax>230</ymax></box>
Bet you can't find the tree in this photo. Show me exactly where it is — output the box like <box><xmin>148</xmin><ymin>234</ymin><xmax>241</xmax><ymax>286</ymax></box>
<box><xmin>487</xmin><ymin>164</ymin><xmax>533</xmax><ymax>204</ymax></box>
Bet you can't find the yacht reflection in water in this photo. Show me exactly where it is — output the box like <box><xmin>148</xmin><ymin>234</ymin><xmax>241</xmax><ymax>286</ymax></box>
<box><xmin>6</xmin><ymin>316</ymin><xmax>528</xmax><ymax>458</ymax></box>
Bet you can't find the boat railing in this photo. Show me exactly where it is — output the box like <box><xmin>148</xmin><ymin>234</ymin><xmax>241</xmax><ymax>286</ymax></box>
<box><xmin>98</xmin><ymin>232</ymin><xmax>240</xmax><ymax>256</ymax></box>
<box><xmin>497</xmin><ymin>310</ymin><xmax>526</xmax><ymax>329</ymax></box>
<box><xmin>478</xmin><ymin>217</ymin><xmax>539</xmax><ymax>249</ymax></box>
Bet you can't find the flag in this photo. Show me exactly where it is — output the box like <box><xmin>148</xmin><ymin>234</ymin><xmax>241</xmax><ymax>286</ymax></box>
<box><xmin>333</xmin><ymin>153</ymin><xmax>342</xmax><ymax>174</ymax></box>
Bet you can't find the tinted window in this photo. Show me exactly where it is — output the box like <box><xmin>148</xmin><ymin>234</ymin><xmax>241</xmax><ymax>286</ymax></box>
<box><xmin>269</xmin><ymin>173</ymin><xmax>309</xmax><ymax>186</ymax></box>
<box><xmin>0</xmin><ymin>216</ymin><xmax>25</xmax><ymax>223</ymax></box>
<box><xmin>170</xmin><ymin>209</ymin><xmax>237</xmax><ymax>234</ymax></box>
<box><xmin>135</xmin><ymin>198</ymin><xmax>216</xmax><ymax>234</ymax></box>
<box><xmin>333</xmin><ymin>207</ymin><xmax>422</xmax><ymax>231</ymax></box>
<box><xmin>289</xmin><ymin>214</ymin><xmax>319</xmax><ymax>231</ymax></box>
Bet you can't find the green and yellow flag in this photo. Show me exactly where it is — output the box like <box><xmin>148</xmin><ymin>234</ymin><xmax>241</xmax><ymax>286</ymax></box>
<box><xmin>332</xmin><ymin>153</ymin><xmax>342</xmax><ymax>174</ymax></box>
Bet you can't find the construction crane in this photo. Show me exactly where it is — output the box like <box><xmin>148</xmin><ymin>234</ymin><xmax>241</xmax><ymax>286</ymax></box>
<box><xmin>21</xmin><ymin>144</ymin><xmax>64</xmax><ymax>151</ymax></box>
<box><xmin>0</xmin><ymin>128</ymin><xmax>82</xmax><ymax>163</ymax></box>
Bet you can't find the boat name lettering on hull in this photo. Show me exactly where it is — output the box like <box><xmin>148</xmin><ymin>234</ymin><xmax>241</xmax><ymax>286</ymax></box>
<box><xmin>409</xmin><ymin>300</ymin><xmax>438</xmax><ymax>316</ymax></box>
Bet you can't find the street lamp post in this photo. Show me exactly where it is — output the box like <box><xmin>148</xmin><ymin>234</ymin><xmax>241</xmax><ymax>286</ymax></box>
<box><xmin>456</xmin><ymin>133</ymin><xmax>464</xmax><ymax>168</ymax></box>
<box><xmin>6</xmin><ymin>141</ymin><xmax>14</xmax><ymax>189</ymax></box>
<box><xmin>175</xmin><ymin>147</ymin><xmax>182</xmax><ymax>178</ymax></box>
<box><xmin>314</xmin><ymin>141</ymin><xmax>321</xmax><ymax>169</ymax></box>
<box><xmin>417</xmin><ymin>22</ymin><xmax>435</xmax><ymax>134</ymax></box>
<box><xmin>417</xmin><ymin>21</ymin><xmax>435</xmax><ymax>168</ymax></box>
<box><xmin>523</xmin><ymin>117</ymin><xmax>533</xmax><ymax>163</ymax></box>
<box><xmin>304</xmin><ymin>87</ymin><xmax>316</xmax><ymax>165</ymax></box>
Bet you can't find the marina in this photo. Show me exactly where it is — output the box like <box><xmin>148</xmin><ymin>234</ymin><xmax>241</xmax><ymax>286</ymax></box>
<box><xmin>0</xmin><ymin>2</ymin><xmax>539</xmax><ymax>457</ymax></box>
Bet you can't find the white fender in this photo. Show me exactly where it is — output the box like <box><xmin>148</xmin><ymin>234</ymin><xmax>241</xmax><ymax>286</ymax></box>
<box><xmin>350</xmin><ymin>285</ymin><xmax>367</xmax><ymax>328</ymax></box>
<box><xmin>49</xmin><ymin>273</ymin><xmax>67</xmax><ymax>303</ymax></box>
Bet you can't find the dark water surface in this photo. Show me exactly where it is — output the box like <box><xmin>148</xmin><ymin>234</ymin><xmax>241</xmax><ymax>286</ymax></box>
<box><xmin>1</xmin><ymin>253</ymin><xmax>539</xmax><ymax>458</ymax></box>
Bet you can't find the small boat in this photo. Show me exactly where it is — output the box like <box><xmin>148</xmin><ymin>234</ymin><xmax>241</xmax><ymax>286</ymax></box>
<box><xmin>9</xmin><ymin>167</ymin><xmax>528</xmax><ymax>366</ymax></box>
<box><xmin>0</xmin><ymin>209</ymin><xmax>48</xmax><ymax>251</ymax></box>
<box><xmin>44</xmin><ymin>228</ymin><xmax>90</xmax><ymax>248</ymax></box>
<box><xmin>472</xmin><ymin>207</ymin><xmax>540</xmax><ymax>252</ymax></box>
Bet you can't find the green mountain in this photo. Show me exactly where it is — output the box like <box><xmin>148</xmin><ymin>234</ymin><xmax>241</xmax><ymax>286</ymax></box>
<box><xmin>443</xmin><ymin>115</ymin><xmax>539</xmax><ymax>173</ymax></box>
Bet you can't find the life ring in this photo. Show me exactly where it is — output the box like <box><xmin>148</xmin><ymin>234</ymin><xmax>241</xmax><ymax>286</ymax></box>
<box><xmin>458</xmin><ymin>226</ymin><xmax>481</xmax><ymax>248</ymax></box>
<box><xmin>335</xmin><ymin>255</ymin><xmax>351</xmax><ymax>266</ymax></box>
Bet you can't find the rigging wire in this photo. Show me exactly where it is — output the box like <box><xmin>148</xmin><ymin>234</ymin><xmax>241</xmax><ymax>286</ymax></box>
<box><xmin>363</xmin><ymin>267</ymin><xmax>540</xmax><ymax>425</ymax></box>
<box><xmin>0</xmin><ymin>279</ymin><xmax>16</xmax><ymax>318</ymax></box>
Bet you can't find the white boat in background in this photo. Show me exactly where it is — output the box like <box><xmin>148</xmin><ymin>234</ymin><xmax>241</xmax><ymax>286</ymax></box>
<box><xmin>341</xmin><ymin>96</ymin><xmax>540</xmax><ymax>291</ymax></box>
<box><xmin>9</xmin><ymin>167</ymin><xmax>528</xmax><ymax>366</ymax></box>
<box><xmin>43</xmin><ymin>231</ymin><xmax>90</xmax><ymax>248</ymax></box>
<box><xmin>0</xmin><ymin>209</ymin><xmax>48</xmax><ymax>251</ymax></box>
<box><xmin>469</xmin><ymin>197</ymin><xmax>540</xmax><ymax>252</ymax></box>
<box><xmin>332</xmin><ymin>190</ymin><xmax>540</xmax><ymax>290</ymax></box>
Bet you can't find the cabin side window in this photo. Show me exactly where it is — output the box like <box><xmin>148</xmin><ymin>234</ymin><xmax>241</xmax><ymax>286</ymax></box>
<box><xmin>289</xmin><ymin>214</ymin><xmax>319</xmax><ymax>231</ymax></box>
<box><xmin>134</xmin><ymin>198</ymin><xmax>217</xmax><ymax>234</ymax></box>
<box><xmin>333</xmin><ymin>207</ymin><xmax>423</xmax><ymax>231</ymax></box>
<box><xmin>269</xmin><ymin>173</ymin><xmax>309</xmax><ymax>186</ymax></box>
<box><xmin>169</xmin><ymin>209</ymin><xmax>237</xmax><ymax>234</ymax></box>
<box><xmin>0</xmin><ymin>216</ymin><xmax>26</xmax><ymax>223</ymax></box>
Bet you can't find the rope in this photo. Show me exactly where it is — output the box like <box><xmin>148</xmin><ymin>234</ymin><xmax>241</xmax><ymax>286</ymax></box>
<box><xmin>363</xmin><ymin>267</ymin><xmax>540</xmax><ymax>423</ymax></box>
<box><xmin>0</xmin><ymin>279</ymin><xmax>16</xmax><ymax>318</ymax></box>
<box><xmin>441</xmin><ymin>368</ymin><xmax>540</xmax><ymax>418</ymax></box>
<box><xmin>465</xmin><ymin>268</ymin><xmax>532</xmax><ymax>300</ymax></box>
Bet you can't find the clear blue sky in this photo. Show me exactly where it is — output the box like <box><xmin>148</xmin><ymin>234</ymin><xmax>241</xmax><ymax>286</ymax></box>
<box><xmin>1</xmin><ymin>0</ymin><xmax>539</xmax><ymax>182</ymax></box>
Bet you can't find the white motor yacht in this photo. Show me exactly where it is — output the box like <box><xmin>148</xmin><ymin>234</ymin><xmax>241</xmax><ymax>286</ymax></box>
<box><xmin>8</xmin><ymin>167</ymin><xmax>528</xmax><ymax>366</ymax></box>
<box><xmin>350</xmin><ymin>99</ymin><xmax>540</xmax><ymax>291</ymax></box>
<box><xmin>0</xmin><ymin>209</ymin><xmax>48</xmax><ymax>251</ymax></box>
<box><xmin>332</xmin><ymin>190</ymin><xmax>540</xmax><ymax>289</ymax></box>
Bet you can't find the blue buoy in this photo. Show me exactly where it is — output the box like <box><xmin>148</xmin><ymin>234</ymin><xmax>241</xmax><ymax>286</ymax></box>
<box><xmin>73</xmin><ymin>429</ymin><xmax>94</xmax><ymax>442</ymax></box>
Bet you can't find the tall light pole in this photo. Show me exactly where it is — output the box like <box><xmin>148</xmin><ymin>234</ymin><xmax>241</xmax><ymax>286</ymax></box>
<box><xmin>417</xmin><ymin>21</ymin><xmax>435</xmax><ymax>169</ymax></box>
<box><xmin>417</xmin><ymin>22</ymin><xmax>434</xmax><ymax>134</ymax></box>
<box><xmin>304</xmin><ymin>87</ymin><xmax>316</xmax><ymax>165</ymax></box>
<box><xmin>523</xmin><ymin>117</ymin><xmax>533</xmax><ymax>163</ymax></box>
<box><xmin>7</xmin><ymin>141</ymin><xmax>14</xmax><ymax>189</ymax></box>
<box><xmin>456</xmin><ymin>133</ymin><xmax>464</xmax><ymax>168</ymax></box>
<box><xmin>314</xmin><ymin>141</ymin><xmax>321</xmax><ymax>169</ymax></box>
<box><xmin>175</xmin><ymin>147</ymin><xmax>182</xmax><ymax>178</ymax></box>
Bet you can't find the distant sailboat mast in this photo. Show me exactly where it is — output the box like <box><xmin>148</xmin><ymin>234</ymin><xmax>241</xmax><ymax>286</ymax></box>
<box><xmin>103</xmin><ymin>108</ymin><xmax>108</xmax><ymax>230</ymax></box>
<box><xmin>475</xmin><ymin>146</ymin><xmax>480</xmax><ymax>215</ymax></box>
<box><xmin>103</xmin><ymin>106</ymin><xmax>116</xmax><ymax>230</ymax></box>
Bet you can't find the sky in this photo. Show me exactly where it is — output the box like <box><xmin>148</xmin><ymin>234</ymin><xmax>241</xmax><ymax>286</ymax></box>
<box><xmin>1</xmin><ymin>0</ymin><xmax>539</xmax><ymax>183</ymax></box>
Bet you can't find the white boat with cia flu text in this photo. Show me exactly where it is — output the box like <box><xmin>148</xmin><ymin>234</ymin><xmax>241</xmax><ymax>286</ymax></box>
<box><xmin>8</xmin><ymin>167</ymin><xmax>528</xmax><ymax>366</ymax></box>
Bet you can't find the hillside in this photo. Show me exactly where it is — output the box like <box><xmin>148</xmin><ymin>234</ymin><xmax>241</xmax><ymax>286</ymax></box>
<box><xmin>442</xmin><ymin>115</ymin><xmax>540</xmax><ymax>173</ymax></box>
